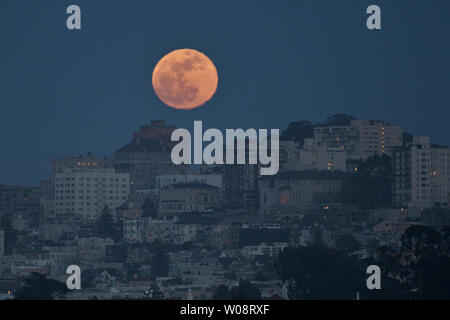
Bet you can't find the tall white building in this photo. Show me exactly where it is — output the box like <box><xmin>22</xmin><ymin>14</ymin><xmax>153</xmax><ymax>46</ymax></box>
<box><xmin>51</xmin><ymin>153</ymin><xmax>110</xmax><ymax>178</ymax></box>
<box><xmin>393</xmin><ymin>137</ymin><xmax>450</xmax><ymax>208</ymax></box>
<box><xmin>314</xmin><ymin>119</ymin><xmax>403</xmax><ymax>159</ymax></box>
<box><xmin>54</xmin><ymin>168</ymin><xmax>130</xmax><ymax>222</ymax></box>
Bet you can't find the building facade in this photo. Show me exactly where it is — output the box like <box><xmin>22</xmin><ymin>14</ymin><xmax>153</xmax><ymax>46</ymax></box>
<box><xmin>393</xmin><ymin>136</ymin><xmax>450</xmax><ymax>208</ymax></box>
<box><xmin>155</xmin><ymin>174</ymin><xmax>222</xmax><ymax>194</ymax></box>
<box><xmin>113</xmin><ymin>121</ymin><xmax>179</xmax><ymax>191</ymax></box>
<box><xmin>222</xmin><ymin>164</ymin><xmax>259</xmax><ymax>211</ymax></box>
<box><xmin>54</xmin><ymin>168</ymin><xmax>130</xmax><ymax>222</ymax></box>
<box><xmin>0</xmin><ymin>185</ymin><xmax>40</xmax><ymax>216</ymax></box>
<box><xmin>51</xmin><ymin>153</ymin><xmax>110</xmax><ymax>179</ymax></box>
<box><xmin>132</xmin><ymin>120</ymin><xmax>177</xmax><ymax>148</ymax></box>
<box><xmin>314</xmin><ymin>119</ymin><xmax>403</xmax><ymax>159</ymax></box>
<box><xmin>159</xmin><ymin>182</ymin><xmax>220</xmax><ymax>216</ymax></box>
<box><xmin>279</xmin><ymin>139</ymin><xmax>346</xmax><ymax>172</ymax></box>
<box><xmin>259</xmin><ymin>171</ymin><xmax>349</xmax><ymax>215</ymax></box>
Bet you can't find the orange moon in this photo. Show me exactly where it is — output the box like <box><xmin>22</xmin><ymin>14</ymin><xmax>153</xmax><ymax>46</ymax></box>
<box><xmin>152</xmin><ymin>49</ymin><xmax>218</xmax><ymax>110</ymax></box>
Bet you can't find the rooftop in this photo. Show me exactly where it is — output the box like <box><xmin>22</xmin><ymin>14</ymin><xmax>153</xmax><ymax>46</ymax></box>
<box><xmin>114</xmin><ymin>138</ymin><xmax>168</xmax><ymax>153</ymax></box>
<box><xmin>260</xmin><ymin>170</ymin><xmax>352</xmax><ymax>181</ymax></box>
<box><xmin>163</xmin><ymin>182</ymin><xmax>219</xmax><ymax>190</ymax></box>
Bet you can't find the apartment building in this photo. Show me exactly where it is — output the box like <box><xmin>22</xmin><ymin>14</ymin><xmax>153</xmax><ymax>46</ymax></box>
<box><xmin>0</xmin><ymin>185</ymin><xmax>40</xmax><ymax>216</ymax></box>
<box><xmin>54</xmin><ymin>168</ymin><xmax>130</xmax><ymax>222</ymax></box>
<box><xmin>314</xmin><ymin>119</ymin><xmax>403</xmax><ymax>159</ymax></box>
<box><xmin>159</xmin><ymin>182</ymin><xmax>220</xmax><ymax>216</ymax></box>
<box><xmin>393</xmin><ymin>136</ymin><xmax>450</xmax><ymax>208</ymax></box>
<box><xmin>51</xmin><ymin>153</ymin><xmax>110</xmax><ymax>178</ymax></box>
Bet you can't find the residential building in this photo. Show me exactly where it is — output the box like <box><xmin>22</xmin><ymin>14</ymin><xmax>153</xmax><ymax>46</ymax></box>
<box><xmin>54</xmin><ymin>168</ymin><xmax>129</xmax><ymax>222</ymax></box>
<box><xmin>372</xmin><ymin>220</ymin><xmax>420</xmax><ymax>236</ymax></box>
<box><xmin>155</xmin><ymin>174</ymin><xmax>222</xmax><ymax>194</ymax></box>
<box><xmin>113</xmin><ymin>122</ymin><xmax>178</xmax><ymax>191</ymax></box>
<box><xmin>51</xmin><ymin>153</ymin><xmax>110</xmax><ymax>179</ymax></box>
<box><xmin>0</xmin><ymin>185</ymin><xmax>40</xmax><ymax>216</ymax></box>
<box><xmin>314</xmin><ymin>119</ymin><xmax>403</xmax><ymax>159</ymax></box>
<box><xmin>259</xmin><ymin>170</ymin><xmax>350</xmax><ymax>215</ymax></box>
<box><xmin>393</xmin><ymin>136</ymin><xmax>450</xmax><ymax>208</ymax></box>
<box><xmin>123</xmin><ymin>218</ymin><xmax>147</xmax><ymax>244</ymax></box>
<box><xmin>38</xmin><ymin>212</ymin><xmax>83</xmax><ymax>242</ymax></box>
<box><xmin>39</xmin><ymin>179</ymin><xmax>55</xmax><ymax>218</ymax></box>
<box><xmin>159</xmin><ymin>182</ymin><xmax>220</xmax><ymax>216</ymax></box>
<box><xmin>123</xmin><ymin>216</ymin><xmax>200</xmax><ymax>245</ymax></box>
<box><xmin>241</xmin><ymin>242</ymin><xmax>288</xmax><ymax>258</ymax></box>
<box><xmin>77</xmin><ymin>237</ymin><xmax>114</xmax><ymax>261</ymax></box>
<box><xmin>132</xmin><ymin>120</ymin><xmax>177</xmax><ymax>148</ymax></box>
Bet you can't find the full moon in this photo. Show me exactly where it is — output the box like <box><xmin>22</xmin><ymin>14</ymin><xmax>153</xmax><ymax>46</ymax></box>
<box><xmin>152</xmin><ymin>49</ymin><xmax>218</xmax><ymax>110</ymax></box>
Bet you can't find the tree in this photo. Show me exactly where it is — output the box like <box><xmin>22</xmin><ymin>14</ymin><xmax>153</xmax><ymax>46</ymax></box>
<box><xmin>280</xmin><ymin>121</ymin><xmax>314</xmax><ymax>147</ymax></box>
<box><xmin>414</xmin><ymin>254</ymin><xmax>450</xmax><ymax>299</ymax></box>
<box><xmin>321</xmin><ymin>113</ymin><xmax>356</xmax><ymax>126</ymax></box>
<box><xmin>402</xmin><ymin>227</ymin><xmax>450</xmax><ymax>299</ymax></box>
<box><xmin>142</xmin><ymin>198</ymin><xmax>158</xmax><ymax>219</ymax></box>
<box><xmin>14</xmin><ymin>273</ymin><xmax>68</xmax><ymax>300</ymax></box>
<box><xmin>213</xmin><ymin>281</ymin><xmax>261</xmax><ymax>300</ymax></box>
<box><xmin>0</xmin><ymin>213</ymin><xmax>18</xmax><ymax>255</ymax></box>
<box><xmin>239</xmin><ymin>228</ymin><xmax>289</xmax><ymax>246</ymax></box>
<box><xmin>357</xmin><ymin>153</ymin><xmax>392</xmax><ymax>178</ymax></box>
<box><xmin>343</xmin><ymin>154</ymin><xmax>393</xmax><ymax>208</ymax></box>
<box><xmin>229</xmin><ymin>281</ymin><xmax>261</xmax><ymax>300</ymax></box>
<box><xmin>402</xmin><ymin>132</ymin><xmax>413</xmax><ymax>146</ymax></box>
<box><xmin>147</xmin><ymin>285</ymin><xmax>164</xmax><ymax>299</ymax></box>
<box><xmin>213</xmin><ymin>285</ymin><xmax>231</xmax><ymax>300</ymax></box>
<box><xmin>254</xmin><ymin>271</ymin><xmax>267</xmax><ymax>282</ymax></box>
<box><xmin>401</xmin><ymin>225</ymin><xmax>441</xmax><ymax>256</ymax></box>
<box><xmin>286</xmin><ymin>279</ymin><xmax>301</xmax><ymax>300</ymax></box>
<box><xmin>96</xmin><ymin>205</ymin><xmax>119</xmax><ymax>240</ymax></box>
<box><xmin>441</xmin><ymin>226</ymin><xmax>450</xmax><ymax>253</ymax></box>
<box><xmin>151</xmin><ymin>242</ymin><xmax>169</xmax><ymax>277</ymax></box>
<box><xmin>370</xmin><ymin>226</ymin><xmax>450</xmax><ymax>299</ymax></box>
<box><xmin>421</xmin><ymin>207</ymin><xmax>450</xmax><ymax>228</ymax></box>
<box><xmin>335</xmin><ymin>234</ymin><xmax>361</xmax><ymax>255</ymax></box>
<box><xmin>312</xmin><ymin>228</ymin><xmax>324</xmax><ymax>247</ymax></box>
<box><xmin>277</xmin><ymin>246</ymin><xmax>363</xmax><ymax>299</ymax></box>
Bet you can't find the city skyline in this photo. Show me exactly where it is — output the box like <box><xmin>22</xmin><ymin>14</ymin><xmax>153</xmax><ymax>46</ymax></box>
<box><xmin>1</xmin><ymin>0</ymin><xmax>449</xmax><ymax>185</ymax></box>
<box><xmin>0</xmin><ymin>112</ymin><xmax>446</xmax><ymax>186</ymax></box>
<box><xmin>2</xmin><ymin>0</ymin><xmax>450</xmax><ymax>305</ymax></box>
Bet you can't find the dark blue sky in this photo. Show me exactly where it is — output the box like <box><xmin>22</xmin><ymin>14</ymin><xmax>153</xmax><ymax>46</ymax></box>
<box><xmin>0</xmin><ymin>0</ymin><xmax>449</xmax><ymax>185</ymax></box>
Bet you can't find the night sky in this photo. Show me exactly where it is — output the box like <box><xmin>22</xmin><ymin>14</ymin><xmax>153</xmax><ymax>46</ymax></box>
<box><xmin>0</xmin><ymin>0</ymin><xmax>449</xmax><ymax>185</ymax></box>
